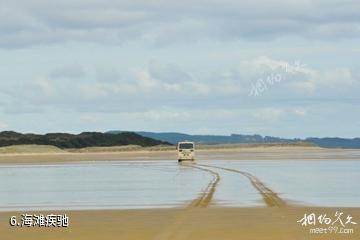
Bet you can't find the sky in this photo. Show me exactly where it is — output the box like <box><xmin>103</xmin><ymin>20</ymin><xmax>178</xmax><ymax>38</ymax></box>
<box><xmin>0</xmin><ymin>0</ymin><xmax>359</xmax><ymax>138</ymax></box>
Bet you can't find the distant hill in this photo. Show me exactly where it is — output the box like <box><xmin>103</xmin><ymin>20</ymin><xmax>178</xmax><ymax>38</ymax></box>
<box><xmin>305</xmin><ymin>137</ymin><xmax>360</xmax><ymax>149</ymax></box>
<box><xmin>107</xmin><ymin>131</ymin><xmax>301</xmax><ymax>145</ymax></box>
<box><xmin>0</xmin><ymin>131</ymin><xmax>171</xmax><ymax>149</ymax></box>
<box><xmin>107</xmin><ymin>131</ymin><xmax>360</xmax><ymax>149</ymax></box>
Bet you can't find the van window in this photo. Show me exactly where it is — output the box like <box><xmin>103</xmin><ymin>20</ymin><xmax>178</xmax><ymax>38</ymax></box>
<box><xmin>179</xmin><ymin>143</ymin><xmax>194</xmax><ymax>149</ymax></box>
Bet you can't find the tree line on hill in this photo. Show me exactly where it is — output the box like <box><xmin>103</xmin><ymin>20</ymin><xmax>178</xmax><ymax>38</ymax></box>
<box><xmin>0</xmin><ymin>131</ymin><xmax>171</xmax><ymax>149</ymax></box>
<box><xmin>1</xmin><ymin>130</ymin><xmax>359</xmax><ymax>149</ymax></box>
<box><xmin>107</xmin><ymin>131</ymin><xmax>360</xmax><ymax>149</ymax></box>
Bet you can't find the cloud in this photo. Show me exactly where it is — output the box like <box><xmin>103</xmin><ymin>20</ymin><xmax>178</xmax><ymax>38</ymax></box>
<box><xmin>228</xmin><ymin>56</ymin><xmax>360</xmax><ymax>98</ymax></box>
<box><xmin>131</xmin><ymin>66</ymin><xmax>211</xmax><ymax>96</ymax></box>
<box><xmin>1</xmin><ymin>0</ymin><xmax>360</xmax><ymax>48</ymax></box>
<box><xmin>2</xmin><ymin>55</ymin><xmax>358</xmax><ymax>115</ymax></box>
<box><xmin>288</xmin><ymin>65</ymin><xmax>358</xmax><ymax>96</ymax></box>
<box><xmin>0</xmin><ymin>54</ymin><xmax>358</xmax><ymax>139</ymax></box>
<box><xmin>132</xmin><ymin>68</ymin><xmax>160</xmax><ymax>91</ymax></box>
<box><xmin>0</xmin><ymin>1</ymin><xmax>358</xmax><ymax>137</ymax></box>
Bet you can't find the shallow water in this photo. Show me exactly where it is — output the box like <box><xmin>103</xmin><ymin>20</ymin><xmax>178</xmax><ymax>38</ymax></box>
<box><xmin>0</xmin><ymin>160</ymin><xmax>359</xmax><ymax>211</ymax></box>
<box><xmin>205</xmin><ymin>160</ymin><xmax>360</xmax><ymax>207</ymax></box>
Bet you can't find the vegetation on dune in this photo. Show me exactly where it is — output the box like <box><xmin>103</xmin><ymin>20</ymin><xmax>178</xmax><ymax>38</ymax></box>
<box><xmin>0</xmin><ymin>145</ymin><xmax>66</xmax><ymax>154</ymax></box>
<box><xmin>0</xmin><ymin>131</ymin><xmax>172</xmax><ymax>149</ymax></box>
<box><xmin>68</xmin><ymin>144</ymin><xmax>175</xmax><ymax>153</ymax></box>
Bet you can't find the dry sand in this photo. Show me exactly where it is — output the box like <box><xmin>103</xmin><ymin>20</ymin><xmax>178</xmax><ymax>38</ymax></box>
<box><xmin>1</xmin><ymin>145</ymin><xmax>360</xmax><ymax>164</ymax></box>
<box><xmin>1</xmin><ymin>207</ymin><xmax>359</xmax><ymax>240</ymax></box>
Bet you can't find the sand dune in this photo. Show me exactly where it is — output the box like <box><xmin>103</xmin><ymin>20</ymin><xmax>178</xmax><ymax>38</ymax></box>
<box><xmin>1</xmin><ymin>145</ymin><xmax>360</xmax><ymax>164</ymax></box>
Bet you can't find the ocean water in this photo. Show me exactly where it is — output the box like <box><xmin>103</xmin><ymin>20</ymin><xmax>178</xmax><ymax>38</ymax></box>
<box><xmin>0</xmin><ymin>160</ymin><xmax>359</xmax><ymax>211</ymax></box>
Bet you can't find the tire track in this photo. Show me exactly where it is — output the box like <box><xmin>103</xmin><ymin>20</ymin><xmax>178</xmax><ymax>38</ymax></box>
<box><xmin>196</xmin><ymin>163</ymin><xmax>287</xmax><ymax>207</ymax></box>
<box><xmin>186</xmin><ymin>164</ymin><xmax>220</xmax><ymax>208</ymax></box>
<box><xmin>154</xmin><ymin>163</ymin><xmax>220</xmax><ymax>240</ymax></box>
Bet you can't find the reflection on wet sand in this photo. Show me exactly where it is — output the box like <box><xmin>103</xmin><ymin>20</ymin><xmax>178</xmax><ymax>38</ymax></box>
<box><xmin>1</xmin><ymin>159</ymin><xmax>360</xmax><ymax>212</ymax></box>
<box><xmin>1</xmin><ymin>157</ymin><xmax>360</xmax><ymax>240</ymax></box>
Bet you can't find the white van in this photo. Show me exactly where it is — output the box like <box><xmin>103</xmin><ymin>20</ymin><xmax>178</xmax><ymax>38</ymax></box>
<box><xmin>177</xmin><ymin>141</ymin><xmax>195</xmax><ymax>162</ymax></box>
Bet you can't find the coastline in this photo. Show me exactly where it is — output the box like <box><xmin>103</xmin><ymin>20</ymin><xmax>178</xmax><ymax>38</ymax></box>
<box><xmin>1</xmin><ymin>145</ymin><xmax>359</xmax><ymax>239</ymax></box>
<box><xmin>0</xmin><ymin>145</ymin><xmax>360</xmax><ymax>164</ymax></box>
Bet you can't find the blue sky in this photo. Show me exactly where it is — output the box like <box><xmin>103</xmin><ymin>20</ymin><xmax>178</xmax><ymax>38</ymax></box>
<box><xmin>0</xmin><ymin>0</ymin><xmax>359</xmax><ymax>138</ymax></box>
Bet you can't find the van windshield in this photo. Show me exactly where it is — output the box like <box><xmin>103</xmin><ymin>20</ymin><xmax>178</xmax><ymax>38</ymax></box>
<box><xmin>179</xmin><ymin>143</ymin><xmax>194</xmax><ymax>150</ymax></box>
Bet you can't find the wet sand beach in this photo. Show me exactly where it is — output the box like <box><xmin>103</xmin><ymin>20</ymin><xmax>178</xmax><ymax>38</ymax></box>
<box><xmin>1</xmin><ymin>207</ymin><xmax>360</xmax><ymax>240</ymax></box>
<box><xmin>1</xmin><ymin>146</ymin><xmax>360</xmax><ymax>239</ymax></box>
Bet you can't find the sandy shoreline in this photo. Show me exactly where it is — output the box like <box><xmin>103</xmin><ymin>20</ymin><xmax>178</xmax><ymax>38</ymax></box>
<box><xmin>1</xmin><ymin>146</ymin><xmax>360</xmax><ymax>164</ymax></box>
<box><xmin>1</xmin><ymin>207</ymin><xmax>359</xmax><ymax>240</ymax></box>
<box><xmin>1</xmin><ymin>146</ymin><xmax>359</xmax><ymax>239</ymax></box>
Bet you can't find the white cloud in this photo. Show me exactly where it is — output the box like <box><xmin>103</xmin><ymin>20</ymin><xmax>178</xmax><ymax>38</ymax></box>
<box><xmin>1</xmin><ymin>55</ymin><xmax>358</xmax><ymax>138</ymax></box>
<box><xmin>5</xmin><ymin>56</ymin><xmax>359</xmax><ymax>114</ymax></box>
<box><xmin>131</xmin><ymin>66</ymin><xmax>212</xmax><ymax>96</ymax></box>
<box><xmin>290</xmin><ymin>66</ymin><xmax>357</xmax><ymax>95</ymax></box>
<box><xmin>132</xmin><ymin>68</ymin><xmax>160</xmax><ymax>91</ymax></box>
<box><xmin>0</xmin><ymin>1</ymin><xmax>359</xmax><ymax>137</ymax></box>
<box><xmin>233</xmin><ymin>56</ymin><xmax>360</xmax><ymax>97</ymax></box>
<box><xmin>1</xmin><ymin>0</ymin><xmax>360</xmax><ymax>48</ymax></box>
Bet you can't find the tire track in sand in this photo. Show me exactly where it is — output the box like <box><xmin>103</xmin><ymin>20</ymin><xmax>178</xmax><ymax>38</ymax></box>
<box><xmin>154</xmin><ymin>163</ymin><xmax>220</xmax><ymax>240</ymax></box>
<box><xmin>196</xmin><ymin>163</ymin><xmax>287</xmax><ymax>207</ymax></box>
<box><xmin>186</xmin><ymin>164</ymin><xmax>220</xmax><ymax>208</ymax></box>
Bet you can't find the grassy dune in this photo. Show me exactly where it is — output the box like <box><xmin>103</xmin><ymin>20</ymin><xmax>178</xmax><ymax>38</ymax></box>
<box><xmin>0</xmin><ymin>144</ymin><xmax>175</xmax><ymax>154</ymax></box>
<box><xmin>196</xmin><ymin>142</ymin><xmax>316</xmax><ymax>150</ymax></box>
<box><xmin>0</xmin><ymin>143</ymin><xmax>317</xmax><ymax>155</ymax></box>
<box><xmin>0</xmin><ymin>144</ymin><xmax>67</xmax><ymax>154</ymax></box>
<box><xmin>69</xmin><ymin>143</ymin><xmax>316</xmax><ymax>153</ymax></box>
